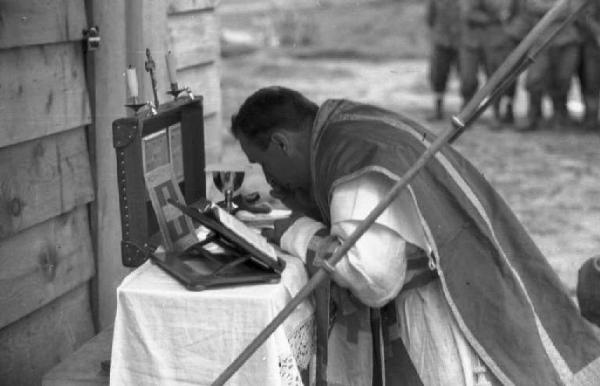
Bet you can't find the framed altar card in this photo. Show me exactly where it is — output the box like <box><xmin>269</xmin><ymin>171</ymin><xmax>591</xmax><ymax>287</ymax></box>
<box><xmin>142</xmin><ymin>129</ymin><xmax>198</xmax><ymax>252</ymax></box>
<box><xmin>168</xmin><ymin>123</ymin><xmax>184</xmax><ymax>182</ymax></box>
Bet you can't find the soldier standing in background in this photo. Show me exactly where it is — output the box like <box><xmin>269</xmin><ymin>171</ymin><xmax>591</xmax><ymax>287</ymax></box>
<box><xmin>425</xmin><ymin>0</ymin><xmax>462</xmax><ymax>121</ymax></box>
<box><xmin>576</xmin><ymin>2</ymin><xmax>600</xmax><ymax>131</ymax></box>
<box><xmin>459</xmin><ymin>0</ymin><xmax>518</xmax><ymax>128</ymax></box>
<box><xmin>522</xmin><ymin>0</ymin><xmax>581</xmax><ymax>131</ymax></box>
<box><xmin>502</xmin><ymin>0</ymin><xmax>532</xmax><ymax>122</ymax></box>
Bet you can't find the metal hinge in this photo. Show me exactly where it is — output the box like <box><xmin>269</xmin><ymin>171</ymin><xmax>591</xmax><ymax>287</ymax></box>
<box><xmin>82</xmin><ymin>26</ymin><xmax>101</xmax><ymax>52</ymax></box>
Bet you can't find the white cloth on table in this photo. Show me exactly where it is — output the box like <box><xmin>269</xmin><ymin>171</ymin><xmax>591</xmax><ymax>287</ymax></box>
<box><xmin>280</xmin><ymin>171</ymin><xmax>495</xmax><ymax>386</ymax></box>
<box><xmin>110</xmin><ymin>252</ymin><xmax>314</xmax><ymax>386</ymax></box>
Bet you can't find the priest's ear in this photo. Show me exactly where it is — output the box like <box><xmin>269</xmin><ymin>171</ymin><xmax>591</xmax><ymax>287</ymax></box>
<box><xmin>270</xmin><ymin>131</ymin><xmax>290</xmax><ymax>154</ymax></box>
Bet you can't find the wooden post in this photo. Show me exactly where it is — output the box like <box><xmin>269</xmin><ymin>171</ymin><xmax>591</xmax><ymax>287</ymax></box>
<box><xmin>90</xmin><ymin>0</ymin><xmax>173</xmax><ymax>329</ymax></box>
<box><xmin>91</xmin><ymin>0</ymin><xmax>130</xmax><ymax>329</ymax></box>
<box><xmin>126</xmin><ymin>0</ymin><xmax>170</xmax><ymax>107</ymax></box>
<box><xmin>89</xmin><ymin>0</ymin><xmax>220</xmax><ymax>329</ymax></box>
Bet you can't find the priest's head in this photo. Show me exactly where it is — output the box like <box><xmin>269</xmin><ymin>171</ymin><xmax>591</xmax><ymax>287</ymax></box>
<box><xmin>231</xmin><ymin>86</ymin><xmax>317</xmax><ymax>200</ymax></box>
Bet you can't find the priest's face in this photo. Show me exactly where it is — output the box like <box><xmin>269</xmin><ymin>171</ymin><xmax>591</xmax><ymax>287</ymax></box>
<box><xmin>238</xmin><ymin>131</ymin><xmax>310</xmax><ymax>197</ymax></box>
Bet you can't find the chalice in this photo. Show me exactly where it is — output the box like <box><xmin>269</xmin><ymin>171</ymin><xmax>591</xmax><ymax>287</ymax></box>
<box><xmin>206</xmin><ymin>164</ymin><xmax>246</xmax><ymax>213</ymax></box>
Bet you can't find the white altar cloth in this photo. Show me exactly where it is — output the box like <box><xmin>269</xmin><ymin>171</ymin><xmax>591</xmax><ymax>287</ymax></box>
<box><xmin>110</xmin><ymin>253</ymin><xmax>314</xmax><ymax>386</ymax></box>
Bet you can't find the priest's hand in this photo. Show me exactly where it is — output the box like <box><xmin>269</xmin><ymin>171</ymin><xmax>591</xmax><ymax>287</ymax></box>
<box><xmin>269</xmin><ymin>186</ymin><xmax>322</xmax><ymax>222</ymax></box>
<box><xmin>261</xmin><ymin>212</ymin><xmax>304</xmax><ymax>246</ymax></box>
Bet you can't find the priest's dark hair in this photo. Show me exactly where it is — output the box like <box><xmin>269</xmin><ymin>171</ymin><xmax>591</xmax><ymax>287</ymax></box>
<box><xmin>230</xmin><ymin>86</ymin><xmax>319</xmax><ymax>150</ymax></box>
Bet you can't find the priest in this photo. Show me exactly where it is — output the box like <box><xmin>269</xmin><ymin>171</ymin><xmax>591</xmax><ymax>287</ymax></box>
<box><xmin>231</xmin><ymin>86</ymin><xmax>600</xmax><ymax>386</ymax></box>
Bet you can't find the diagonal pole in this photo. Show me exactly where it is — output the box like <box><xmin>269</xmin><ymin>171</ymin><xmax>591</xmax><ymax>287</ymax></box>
<box><xmin>212</xmin><ymin>0</ymin><xmax>591</xmax><ymax>384</ymax></box>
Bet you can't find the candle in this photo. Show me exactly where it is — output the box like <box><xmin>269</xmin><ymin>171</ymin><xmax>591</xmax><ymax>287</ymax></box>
<box><xmin>126</xmin><ymin>65</ymin><xmax>138</xmax><ymax>99</ymax></box>
<box><xmin>166</xmin><ymin>50</ymin><xmax>178</xmax><ymax>87</ymax></box>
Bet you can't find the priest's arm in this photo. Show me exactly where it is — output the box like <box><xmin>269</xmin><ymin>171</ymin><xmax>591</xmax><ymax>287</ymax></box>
<box><xmin>277</xmin><ymin>172</ymin><xmax>427</xmax><ymax>308</ymax></box>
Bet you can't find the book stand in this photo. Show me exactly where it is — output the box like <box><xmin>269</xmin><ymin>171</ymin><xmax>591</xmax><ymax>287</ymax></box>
<box><xmin>156</xmin><ymin>200</ymin><xmax>285</xmax><ymax>290</ymax></box>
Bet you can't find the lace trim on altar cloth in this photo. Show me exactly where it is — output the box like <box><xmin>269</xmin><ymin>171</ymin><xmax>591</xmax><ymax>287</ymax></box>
<box><xmin>279</xmin><ymin>355</ymin><xmax>304</xmax><ymax>386</ymax></box>
<box><xmin>279</xmin><ymin>316</ymin><xmax>315</xmax><ymax>385</ymax></box>
<box><xmin>288</xmin><ymin>316</ymin><xmax>315</xmax><ymax>369</ymax></box>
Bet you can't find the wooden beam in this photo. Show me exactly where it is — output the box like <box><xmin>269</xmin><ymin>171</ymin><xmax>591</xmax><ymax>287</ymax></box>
<box><xmin>0</xmin><ymin>284</ymin><xmax>95</xmax><ymax>386</ymax></box>
<box><xmin>0</xmin><ymin>127</ymin><xmax>95</xmax><ymax>240</ymax></box>
<box><xmin>0</xmin><ymin>42</ymin><xmax>92</xmax><ymax>148</ymax></box>
<box><xmin>0</xmin><ymin>206</ymin><xmax>95</xmax><ymax>329</ymax></box>
<box><xmin>126</xmin><ymin>0</ymin><xmax>170</xmax><ymax>107</ymax></box>
<box><xmin>167</xmin><ymin>11</ymin><xmax>220</xmax><ymax>70</ymax></box>
<box><xmin>91</xmin><ymin>0</ymin><xmax>130</xmax><ymax>329</ymax></box>
<box><xmin>167</xmin><ymin>0</ymin><xmax>218</xmax><ymax>14</ymax></box>
<box><xmin>0</xmin><ymin>0</ymin><xmax>88</xmax><ymax>49</ymax></box>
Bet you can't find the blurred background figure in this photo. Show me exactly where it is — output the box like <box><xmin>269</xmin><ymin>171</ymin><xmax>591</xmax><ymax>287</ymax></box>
<box><xmin>576</xmin><ymin>2</ymin><xmax>600</xmax><ymax>131</ymax></box>
<box><xmin>425</xmin><ymin>0</ymin><xmax>461</xmax><ymax>121</ymax></box>
<box><xmin>577</xmin><ymin>255</ymin><xmax>600</xmax><ymax>328</ymax></box>
<box><xmin>459</xmin><ymin>0</ymin><xmax>519</xmax><ymax>128</ymax></box>
<box><xmin>522</xmin><ymin>0</ymin><xmax>581</xmax><ymax>131</ymax></box>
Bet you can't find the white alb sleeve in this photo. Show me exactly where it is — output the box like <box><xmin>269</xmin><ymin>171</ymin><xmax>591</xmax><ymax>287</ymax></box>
<box><xmin>328</xmin><ymin>173</ymin><xmax>409</xmax><ymax>307</ymax></box>
<box><xmin>279</xmin><ymin>216</ymin><xmax>326</xmax><ymax>262</ymax></box>
<box><xmin>331</xmin><ymin>220</ymin><xmax>407</xmax><ymax>307</ymax></box>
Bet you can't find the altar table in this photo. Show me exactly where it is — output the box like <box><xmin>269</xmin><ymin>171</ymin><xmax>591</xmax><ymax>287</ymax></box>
<box><xmin>110</xmin><ymin>253</ymin><xmax>314</xmax><ymax>386</ymax></box>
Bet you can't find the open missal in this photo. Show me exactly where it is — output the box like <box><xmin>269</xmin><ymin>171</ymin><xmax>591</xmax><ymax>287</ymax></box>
<box><xmin>212</xmin><ymin>205</ymin><xmax>277</xmax><ymax>263</ymax></box>
<box><xmin>151</xmin><ymin>199</ymin><xmax>285</xmax><ymax>290</ymax></box>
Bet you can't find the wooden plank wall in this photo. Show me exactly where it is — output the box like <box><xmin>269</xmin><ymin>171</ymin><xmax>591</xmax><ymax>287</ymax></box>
<box><xmin>0</xmin><ymin>1</ymin><xmax>225</xmax><ymax>382</ymax></box>
<box><xmin>0</xmin><ymin>0</ymin><xmax>96</xmax><ymax>384</ymax></box>
<box><xmin>167</xmin><ymin>0</ymin><xmax>223</xmax><ymax>164</ymax></box>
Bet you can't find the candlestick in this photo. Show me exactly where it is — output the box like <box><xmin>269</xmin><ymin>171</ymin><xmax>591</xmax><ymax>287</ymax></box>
<box><xmin>166</xmin><ymin>50</ymin><xmax>178</xmax><ymax>87</ymax></box>
<box><xmin>165</xmin><ymin>51</ymin><xmax>186</xmax><ymax>99</ymax></box>
<box><xmin>125</xmin><ymin>65</ymin><xmax>146</xmax><ymax>112</ymax></box>
<box><xmin>126</xmin><ymin>65</ymin><xmax>138</xmax><ymax>99</ymax></box>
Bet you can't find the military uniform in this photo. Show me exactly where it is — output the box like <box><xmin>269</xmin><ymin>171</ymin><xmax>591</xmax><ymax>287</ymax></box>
<box><xmin>524</xmin><ymin>0</ymin><xmax>582</xmax><ymax>130</ymax></box>
<box><xmin>576</xmin><ymin>2</ymin><xmax>600</xmax><ymax>130</ymax></box>
<box><xmin>459</xmin><ymin>0</ymin><xmax>519</xmax><ymax>125</ymax></box>
<box><xmin>427</xmin><ymin>0</ymin><xmax>462</xmax><ymax>120</ymax></box>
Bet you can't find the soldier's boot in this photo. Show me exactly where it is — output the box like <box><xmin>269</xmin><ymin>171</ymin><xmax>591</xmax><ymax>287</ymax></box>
<box><xmin>582</xmin><ymin>95</ymin><xmax>600</xmax><ymax>131</ymax></box>
<box><xmin>503</xmin><ymin>99</ymin><xmax>515</xmax><ymax>125</ymax></box>
<box><xmin>520</xmin><ymin>93</ymin><xmax>542</xmax><ymax>132</ymax></box>
<box><xmin>426</xmin><ymin>94</ymin><xmax>444</xmax><ymax>121</ymax></box>
<box><xmin>551</xmin><ymin>94</ymin><xmax>572</xmax><ymax>129</ymax></box>
<box><xmin>489</xmin><ymin>102</ymin><xmax>503</xmax><ymax>131</ymax></box>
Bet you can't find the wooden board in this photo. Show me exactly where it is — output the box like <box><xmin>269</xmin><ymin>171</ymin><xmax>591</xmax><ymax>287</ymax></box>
<box><xmin>178</xmin><ymin>63</ymin><xmax>222</xmax><ymax>117</ymax></box>
<box><xmin>0</xmin><ymin>127</ymin><xmax>95</xmax><ymax>240</ymax></box>
<box><xmin>0</xmin><ymin>284</ymin><xmax>95</xmax><ymax>386</ymax></box>
<box><xmin>0</xmin><ymin>42</ymin><xmax>92</xmax><ymax>148</ymax></box>
<box><xmin>168</xmin><ymin>11</ymin><xmax>220</xmax><ymax>70</ymax></box>
<box><xmin>0</xmin><ymin>0</ymin><xmax>88</xmax><ymax>49</ymax></box>
<box><xmin>167</xmin><ymin>0</ymin><xmax>218</xmax><ymax>14</ymax></box>
<box><xmin>0</xmin><ymin>206</ymin><xmax>95</xmax><ymax>329</ymax></box>
<box><xmin>43</xmin><ymin>326</ymin><xmax>113</xmax><ymax>386</ymax></box>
